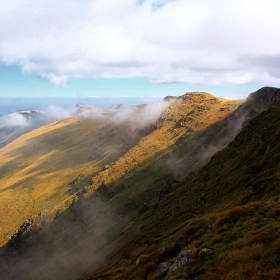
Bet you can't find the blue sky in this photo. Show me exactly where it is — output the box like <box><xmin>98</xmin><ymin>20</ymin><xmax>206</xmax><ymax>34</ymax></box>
<box><xmin>0</xmin><ymin>64</ymin><xmax>274</xmax><ymax>100</ymax></box>
<box><xmin>0</xmin><ymin>0</ymin><xmax>280</xmax><ymax>101</ymax></box>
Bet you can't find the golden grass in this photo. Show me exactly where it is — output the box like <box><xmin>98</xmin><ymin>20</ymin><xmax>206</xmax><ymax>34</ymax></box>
<box><xmin>0</xmin><ymin>92</ymin><xmax>243</xmax><ymax>251</ymax></box>
<box><xmin>0</xmin><ymin>112</ymin><xmax>154</xmax><ymax>245</ymax></box>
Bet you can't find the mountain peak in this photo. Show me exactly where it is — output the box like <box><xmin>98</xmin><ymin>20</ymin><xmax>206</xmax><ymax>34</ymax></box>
<box><xmin>164</xmin><ymin>91</ymin><xmax>223</xmax><ymax>105</ymax></box>
<box><xmin>247</xmin><ymin>86</ymin><xmax>280</xmax><ymax>105</ymax></box>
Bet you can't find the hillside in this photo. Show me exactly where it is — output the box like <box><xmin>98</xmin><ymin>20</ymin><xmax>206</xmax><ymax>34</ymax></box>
<box><xmin>0</xmin><ymin>106</ymin><xmax>158</xmax><ymax>246</ymax></box>
<box><xmin>0</xmin><ymin>104</ymin><xmax>101</xmax><ymax>149</ymax></box>
<box><xmin>92</xmin><ymin>87</ymin><xmax>280</xmax><ymax>279</ymax></box>
<box><xmin>1</xmin><ymin>87</ymin><xmax>280</xmax><ymax>279</ymax></box>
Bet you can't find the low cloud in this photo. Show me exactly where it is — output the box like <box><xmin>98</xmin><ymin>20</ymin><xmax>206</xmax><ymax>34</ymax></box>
<box><xmin>82</xmin><ymin>99</ymin><xmax>171</xmax><ymax>129</ymax></box>
<box><xmin>0</xmin><ymin>0</ymin><xmax>280</xmax><ymax>85</ymax></box>
<box><xmin>112</xmin><ymin>100</ymin><xmax>170</xmax><ymax>127</ymax></box>
<box><xmin>0</xmin><ymin>113</ymin><xmax>29</xmax><ymax>128</ymax></box>
<box><xmin>0</xmin><ymin>106</ymin><xmax>76</xmax><ymax>148</ymax></box>
<box><xmin>44</xmin><ymin>105</ymin><xmax>75</xmax><ymax>120</ymax></box>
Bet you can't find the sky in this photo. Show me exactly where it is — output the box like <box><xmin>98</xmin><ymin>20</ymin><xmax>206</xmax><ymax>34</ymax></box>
<box><xmin>0</xmin><ymin>0</ymin><xmax>280</xmax><ymax>100</ymax></box>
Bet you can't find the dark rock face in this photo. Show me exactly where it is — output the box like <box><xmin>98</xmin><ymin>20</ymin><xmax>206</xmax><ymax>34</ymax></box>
<box><xmin>7</xmin><ymin>218</ymin><xmax>34</xmax><ymax>254</ymax></box>
<box><xmin>236</xmin><ymin>87</ymin><xmax>280</xmax><ymax>128</ymax></box>
<box><xmin>247</xmin><ymin>87</ymin><xmax>280</xmax><ymax>105</ymax></box>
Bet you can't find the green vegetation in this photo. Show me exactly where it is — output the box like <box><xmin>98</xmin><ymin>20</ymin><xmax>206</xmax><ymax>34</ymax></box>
<box><xmin>96</xmin><ymin>199</ymin><xmax>280</xmax><ymax>280</ymax></box>
<box><xmin>1</xmin><ymin>87</ymin><xmax>280</xmax><ymax>280</ymax></box>
<box><xmin>91</xmin><ymin>89</ymin><xmax>280</xmax><ymax>279</ymax></box>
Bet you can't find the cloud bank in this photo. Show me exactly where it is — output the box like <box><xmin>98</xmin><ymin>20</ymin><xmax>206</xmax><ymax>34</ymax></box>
<box><xmin>0</xmin><ymin>106</ymin><xmax>76</xmax><ymax>148</ymax></box>
<box><xmin>80</xmin><ymin>99</ymin><xmax>171</xmax><ymax>131</ymax></box>
<box><xmin>1</xmin><ymin>0</ymin><xmax>280</xmax><ymax>85</ymax></box>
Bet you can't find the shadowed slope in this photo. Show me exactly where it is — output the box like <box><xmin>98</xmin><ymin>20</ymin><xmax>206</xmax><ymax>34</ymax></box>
<box><xmin>92</xmin><ymin>87</ymin><xmax>280</xmax><ymax>279</ymax></box>
<box><xmin>2</xmin><ymin>88</ymin><xmax>279</xmax><ymax>280</ymax></box>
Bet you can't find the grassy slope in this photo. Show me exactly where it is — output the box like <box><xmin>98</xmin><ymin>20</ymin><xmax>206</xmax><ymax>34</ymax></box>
<box><xmin>9</xmin><ymin>91</ymin><xmax>240</xmax><ymax>229</ymax></box>
<box><xmin>93</xmin><ymin>92</ymin><xmax>280</xmax><ymax>279</ymax></box>
<box><xmin>3</xmin><ymin>88</ymin><xmax>279</xmax><ymax>279</ymax></box>
<box><xmin>85</xmin><ymin>93</ymin><xmax>241</xmax><ymax>209</ymax></box>
<box><xmin>0</xmin><ymin>113</ymin><xmax>154</xmax><ymax>246</ymax></box>
<box><xmin>0</xmin><ymin>92</ymin><xmax>243</xmax><ymax>280</ymax></box>
<box><xmin>37</xmin><ymin>92</ymin><xmax>241</xmax><ymax>233</ymax></box>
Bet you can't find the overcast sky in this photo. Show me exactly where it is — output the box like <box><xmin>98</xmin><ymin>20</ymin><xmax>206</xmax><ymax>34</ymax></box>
<box><xmin>1</xmin><ymin>0</ymin><xmax>280</xmax><ymax>99</ymax></box>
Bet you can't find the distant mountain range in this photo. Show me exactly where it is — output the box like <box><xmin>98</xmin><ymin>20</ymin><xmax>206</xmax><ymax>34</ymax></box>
<box><xmin>0</xmin><ymin>87</ymin><xmax>280</xmax><ymax>280</ymax></box>
<box><xmin>0</xmin><ymin>103</ymin><xmax>139</xmax><ymax>149</ymax></box>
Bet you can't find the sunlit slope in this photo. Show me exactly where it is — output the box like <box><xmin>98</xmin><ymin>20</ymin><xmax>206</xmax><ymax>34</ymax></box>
<box><xmin>35</xmin><ymin>92</ymin><xmax>242</xmax><ymax>222</ymax></box>
<box><xmin>86</xmin><ymin>93</ymin><xmax>241</xmax><ymax>201</ymax></box>
<box><xmin>3</xmin><ymin>92</ymin><xmax>241</xmax><ymax>231</ymax></box>
<box><xmin>0</xmin><ymin>92</ymin><xmax>243</xmax><ymax>280</ymax></box>
<box><xmin>0</xmin><ymin>113</ymin><xmax>154</xmax><ymax>246</ymax></box>
<box><xmin>91</xmin><ymin>91</ymin><xmax>280</xmax><ymax>279</ymax></box>
<box><xmin>1</xmin><ymin>88</ymin><xmax>280</xmax><ymax>279</ymax></box>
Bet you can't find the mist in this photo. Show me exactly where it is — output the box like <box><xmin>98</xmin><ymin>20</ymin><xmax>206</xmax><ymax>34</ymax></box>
<box><xmin>0</xmin><ymin>113</ymin><xmax>30</xmax><ymax>128</ymax></box>
<box><xmin>0</xmin><ymin>98</ymin><xmax>173</xmax><ymax>279</ymax></box>
<box><xmin>0</xmin><ymin>104</ymin><xmax>76</xmax><ymax>148</ymax></box>
<box><xmin>0</xmin><ymin>105</ymin><xmax>75</xmax><ymax>129</ymax></box>
<box><xmin>44</xmin><ymin>104</ymin><xmax>76</xmax><ymax>120</ymax></box>
<box><xmin>0</xmin><ymin>195</ymin><xmax>114</xmax><ymax>280</ymax></box>
<box><xmin>164</xmin><ymin>90</ymin><xmax>277</xmax><ymax>182</ymax></box>
<box><xmin>81</xmin><ymin>100</ymin><xmax>171</xmax><ymax>129</ymax></box>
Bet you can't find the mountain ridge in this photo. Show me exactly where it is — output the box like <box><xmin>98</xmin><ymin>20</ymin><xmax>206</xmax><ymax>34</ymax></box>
<box><xmin>86</xmin><ymin>87</ymin><xmax>280</xmax><ymax>279</ymax></box>
<box><xmin>1</xmin><ymin>87</ymin><xmax>280</xmax><ymax>279</ymax></box>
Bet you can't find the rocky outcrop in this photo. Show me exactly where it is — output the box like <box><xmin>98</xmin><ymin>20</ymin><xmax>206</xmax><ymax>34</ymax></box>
<box><xmin>7</xmin><ymin>218</ymin><xmax>34</xmax><ymax>254</ymax></box>
<box><xmin>157</xmin><ymin>247</ymin><xmax>214</xmax><ymax>276</ymax></box>
<box><xmin>167</xmin><ymin>249</ymin><xmax>194</xmax><ymax>274</ymax></box>
<box><xmin>158</xmin><ymin>262</ymin><xmax>171</xmax><ymax>275</ymax></box>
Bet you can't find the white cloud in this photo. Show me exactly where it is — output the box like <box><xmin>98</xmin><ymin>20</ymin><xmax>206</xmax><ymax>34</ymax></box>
<box><xmin>0</xmin><ymin>112</ymin><xmax>29</xmax><ymax>128</ymax></box>
<box><xmin>109</xmin><ymin>99</ymin><xmax>170</xmax><ymax>127</ymax></box>
<box><xmin>1</xmin><ymin>0</ymin><xmax>280</xmax><ymax>85</ymax></box>
<box><xmin>45</xmin><ymin>105</ymin><xmax>75</xmax><ymax>119</ymax></box>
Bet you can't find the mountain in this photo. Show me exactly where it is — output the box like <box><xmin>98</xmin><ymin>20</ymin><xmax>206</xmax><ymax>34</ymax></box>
<box><xmin>0</xmin><ymin>103</ymin><xmax>155</xmax><ymax>149</ymax></box>
<box><xmin>0</xmin><ymin>109</ymin><xmax>50</xmax><ymax>148</ymax></box>
<box><xmin>0</xmin><ymin>87</ymin><xmax>280</xmax><ymax>279</ymax></box>
<box><xmin>92</xmin><ymin>87</ymin><xmax>280</xmax><ymax>279</ymax></box>
<box><xmin>0</xmin><ymin>104</ymin><xmax>160</xmax><ymax>247</ymax></box>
